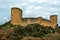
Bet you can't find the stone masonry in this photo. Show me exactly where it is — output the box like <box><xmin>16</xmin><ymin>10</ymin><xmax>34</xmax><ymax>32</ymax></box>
<box><xmin>11</xmin><ymin>7</ymin><xmax>57</xmax><ymax>29</ymax></box>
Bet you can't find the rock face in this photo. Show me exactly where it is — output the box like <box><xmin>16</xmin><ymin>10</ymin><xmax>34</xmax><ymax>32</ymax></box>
<box><xmin>11</xmin><ymin>7</ymin><xmax>57</xmax><ymax>28</ymax></box>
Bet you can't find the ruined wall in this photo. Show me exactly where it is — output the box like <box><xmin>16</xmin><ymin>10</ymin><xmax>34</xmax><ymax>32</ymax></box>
<box><xmin>11</xmin><ymin>7</ymin><xmax>57</xmax><ymax>28</ymax></box>
<box><xmin>23</xmin><ymin>18</ymin><xmax>37</xmax><ymax>26</ymax></box>
<box><xmin>41</xmin><ymin>21</ymin><xmax>51</xmax><ymax>27</ymax></box>
<box><xmin>37</xmin><ymin>17</ymin><xmax>43</xmax><ymax>25</ymax></box>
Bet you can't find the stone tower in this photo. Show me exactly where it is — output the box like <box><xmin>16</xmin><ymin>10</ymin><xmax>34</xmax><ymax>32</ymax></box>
<box><xmin>11</xmin><ymin>7</ymin><xmax>23</xmax><ymax>26</ymax></box>
<box><xmin>50</xmin><ymin>15</ymin><xmax>57</xmax><ymax>28</ymax></box>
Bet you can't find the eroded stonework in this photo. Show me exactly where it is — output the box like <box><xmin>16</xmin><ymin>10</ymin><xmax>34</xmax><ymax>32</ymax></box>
<box><xmin>11</xmin><ymin>7</ymin><xmax>57</xmax><ymax>29</ymax></box>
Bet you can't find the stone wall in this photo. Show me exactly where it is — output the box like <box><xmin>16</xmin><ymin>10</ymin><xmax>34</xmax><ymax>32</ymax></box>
<box><xmin>11</xmin><ymin>7</ymin><xmax>23</xmax><ymax>26</ymax></box>
<box><xmin>50</xmin><ymin>15</ymin><xmax>57</xmax><ymax>28</ymax></box>
<box><xmin>11</xmin><ymin>7</ymin><xmax>57</xmax><ymax>28</ymax></box>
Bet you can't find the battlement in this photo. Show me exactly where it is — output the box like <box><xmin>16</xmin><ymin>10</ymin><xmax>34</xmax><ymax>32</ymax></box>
<box><xmin>11</xmin><ymin>7</ymin><xmax>57</xmax><ymax>28</ymax></box>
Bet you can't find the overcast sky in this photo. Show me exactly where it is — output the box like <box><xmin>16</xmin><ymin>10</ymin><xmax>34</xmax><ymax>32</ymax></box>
<box><xmin>0</xmin><ymin>0</ymin><xmax>60</xmax><ymax>25</ymax></box>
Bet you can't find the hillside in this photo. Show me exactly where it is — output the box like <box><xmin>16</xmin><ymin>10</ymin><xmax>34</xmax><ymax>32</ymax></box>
<box><xmin>0</xmin><ymin>21</ymin><xmax>60</xmax><ymax>40</ymax></box>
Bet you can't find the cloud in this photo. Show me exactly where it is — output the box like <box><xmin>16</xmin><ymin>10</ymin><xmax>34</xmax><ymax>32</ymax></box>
<box><xmin>38</xmin><ymin>0</ymin><xmax>48</xmax><ymax>3</ymax></box>
<box><xmin>30</xmin><ymin>0</ymin><xmax>48</xmax><ymax>3</ymax></box>
<box><xmin>25</xmin><ymin>10</ymin><xmax>31</xmax><ymax>14</ymax></box>
<box><xmin>52</xmin><ymin>0</ymin><xmax>58</xmax><ymax>5</ymax></box>
<box><xmin>34</xmin><ymin>6</ymin><xmax>43</xmax><ymax>10</ymax></box>
<box><xmin>20</xmin><ymin>2</ymin><xmax>27</xmax><ymax>6</ymax></box>
<box><xmin>10</xmin><ymin>2</ymin><xmax>27</xmax><ymax>7</ymax></box>
<box><xmin>27</xmin><ymin>5</ymin><xmax>35</xmax><ymax>9</ymax></box>
<box><xmin>49</xmin><ymin>8</ymin><xmax>58</xmax><ymax>11</ymax></box>
<box><xmin>53</xmin><ymin>13</ymin><xmax>58</xmax><ymax>15</ymax></box>
<box><xmin>0</xmin><ymin>5</ymin><xmax>7</xmax><ymax>9</ymax></box>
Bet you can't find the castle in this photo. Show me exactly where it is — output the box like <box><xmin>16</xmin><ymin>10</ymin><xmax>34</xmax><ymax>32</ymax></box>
<box><xmin>11</xmin><ymin>7</ymin><xmax>57</xmax><ymax>29</ymax></box>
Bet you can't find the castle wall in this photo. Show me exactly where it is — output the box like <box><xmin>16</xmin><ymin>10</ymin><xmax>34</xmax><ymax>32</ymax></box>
<box><xmin>23</xmin><ymin>18</ymin><xmax>38</xmax><ymax>26</ymax></box>
<box><xmin>37</xmin><ymin>17</ymin><xmax>43</xmax><ymax>25</ymax></box>
<box><xmin>11</xmin><ymin>7</ymin><xmax>57</xmax><ymax>28</ymax></box>
<box><xmin>41</xmin><ymin>21</ymin><xmax>51</xmax><ymax>27</ymax></box>
<box><xmin>27</xmin><ymin>18</ymin><xmax>32</xmax><ymax>24</ymax></box>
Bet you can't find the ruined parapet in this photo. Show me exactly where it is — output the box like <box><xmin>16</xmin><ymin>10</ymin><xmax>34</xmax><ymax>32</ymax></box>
<box><xmin>37</xmin><ymin>17</ymin><xmax>43</xmax><ymax>25</ymax></box>
<box><xmin>50</xmin><ymin>15</ymin><xmax>57</xmax><ymax>28</ymax></box>
<box><xmin>27</xmin><ymin>18</ymin><xmax>32</xmax><ymax>25</ymax></box>
<box><xmin>42</xmin><ymin>20</ymin><xmax>51</xmax><ymax>27</ymax></box>
<box><xmin>11</xmin><ymin>7</ymin><xmax>23</xmax><ymax>26</ymax></box>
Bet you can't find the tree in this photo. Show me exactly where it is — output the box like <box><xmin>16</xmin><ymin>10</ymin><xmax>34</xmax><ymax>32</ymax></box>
<box><xmin>24</xmin><ymin>23</ymin><xmax>52</xmax><ymax>37</ymax></box>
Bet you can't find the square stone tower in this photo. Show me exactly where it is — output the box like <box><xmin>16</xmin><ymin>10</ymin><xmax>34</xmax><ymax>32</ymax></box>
<box><xmin>50</xmin><ymin>15</ymin><xmax>57</xmax><ymax>28</ymax></box>
<box><xmin>11</xmin><ymin>7</ymin><xmax>23</xmax><ymax>25</ymax></box>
